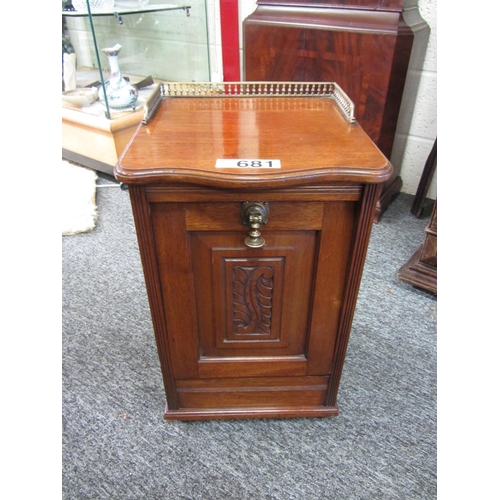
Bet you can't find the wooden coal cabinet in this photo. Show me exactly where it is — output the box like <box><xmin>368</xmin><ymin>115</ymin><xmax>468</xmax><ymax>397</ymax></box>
<box><xmin>115</xmin><ymin>82</ymin><xmax>392</xmax><ymax>420</ymax></box>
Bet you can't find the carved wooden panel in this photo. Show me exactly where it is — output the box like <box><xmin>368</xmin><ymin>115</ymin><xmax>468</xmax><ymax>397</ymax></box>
<box><xmin>214</xmin><ymin>255</ymin><xmax>286</xmax><ymax>347</ymax></box>
<box><xmin>232</xmin><ymin>265</ymin><xmax>274</xmax><ymax>336</ymax></box>
<box><xmin>229</xmin><ymin>261</ymin><xmax>282</xmax><ymax>343</ymax></box>
<box><xmin>200</xmin><ymin>236</ymin><xmax>312</xmax><ymax>354</ymax></box>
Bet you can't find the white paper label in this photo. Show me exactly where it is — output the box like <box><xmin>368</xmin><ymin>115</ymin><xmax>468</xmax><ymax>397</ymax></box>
<box><xmin>215</xmin><ymin>159</ymin><xmax>281</xmax><ymax>169</ymax></box>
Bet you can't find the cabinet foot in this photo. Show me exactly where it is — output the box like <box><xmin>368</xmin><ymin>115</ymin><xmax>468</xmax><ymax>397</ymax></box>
<box><xmin>374</xmin><ymin>176</ymin><xmax>402</xmax><ymax>223</ymax></box>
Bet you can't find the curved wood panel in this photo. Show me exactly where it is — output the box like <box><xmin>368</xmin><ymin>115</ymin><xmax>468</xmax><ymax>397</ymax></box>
<box><xmin>116</xmin><ymin>96</ymin><xmax>392</xmax><ymax>186</ymax></box>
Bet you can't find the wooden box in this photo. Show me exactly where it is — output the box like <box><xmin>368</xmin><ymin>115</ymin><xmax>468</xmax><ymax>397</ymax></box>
<box><xmin>115</xmin><ymin>82</ymin><xmax>392</xmax><ymax>420</ymax></box>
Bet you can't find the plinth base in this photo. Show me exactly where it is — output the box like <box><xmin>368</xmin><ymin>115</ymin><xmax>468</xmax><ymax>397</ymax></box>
<box><xmin>398</xmin><ymin>245</ymin><xmax>437</xmax><ymax>294</ymax></box>
<box><xmin>163</xmin><ymin>404</ymin><xmax>339</xmax><ymax>421</ymax></box>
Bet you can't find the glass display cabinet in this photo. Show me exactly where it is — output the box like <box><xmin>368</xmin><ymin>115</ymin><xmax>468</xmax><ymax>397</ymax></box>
<box><xmin>62</xmin><ymin>0</ymin><xmax>211</xmax><ymax>174</ymax></box>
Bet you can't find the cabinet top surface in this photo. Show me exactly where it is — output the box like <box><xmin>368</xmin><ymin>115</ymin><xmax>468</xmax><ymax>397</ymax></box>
<box><xmin>115</xmin><ymin>95</ymin><xmax>392</xmax><ymax>188</ymax></box>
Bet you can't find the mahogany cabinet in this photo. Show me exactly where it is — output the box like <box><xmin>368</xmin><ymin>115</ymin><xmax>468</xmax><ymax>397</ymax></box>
<box><xmin>115</xmin><ymin>82</ymin><xmax>392</xmax><ymax>420</ymax></box>
<box><xmin>243</xmin><ymin>0</ymin><xmax>430</xmax><ymax>221</ymax></box>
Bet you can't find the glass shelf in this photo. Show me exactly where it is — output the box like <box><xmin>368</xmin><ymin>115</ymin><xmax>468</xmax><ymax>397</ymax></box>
<box><xmin>62</xmin><ymin>1</ymin><xmax>208</xmax><ymax>118</ymax></box>
<box><xmin>62</xmin><ymin>3</ymin><xmax>191</xmax><ymax>22</ymax></box>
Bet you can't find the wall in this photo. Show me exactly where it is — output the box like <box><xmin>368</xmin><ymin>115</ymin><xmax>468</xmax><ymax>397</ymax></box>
<box><xmin>210</xmin><ymin>0</ymin><xmax>437</xmax><ymax>199</ymax></box>
<box><xmin>392</xmin><ymin>0</ymin><xmax>437</xmax><ymax>199</ymax></box>
<box><xmin>206</xmin><ymin>0</ymin><xmax>224</xmax><ymax>82</ymax></box>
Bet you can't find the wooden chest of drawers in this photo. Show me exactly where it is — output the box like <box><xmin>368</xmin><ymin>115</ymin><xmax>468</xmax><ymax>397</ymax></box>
<box><xmin>115</xmin><ymin>82</ymin><xmax>392</xmax><ymax>420</ymax></box>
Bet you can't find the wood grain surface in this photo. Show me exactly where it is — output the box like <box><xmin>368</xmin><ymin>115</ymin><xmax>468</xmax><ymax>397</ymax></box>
<box><xmin>119</xmin><ymin>94</ymin><xmax>392</xmax><ymax>419</ymax></box>
<box><xmin>116</xmin><ymin>96</ymin><xmax>391</xmax><ymax>187</ymax></box>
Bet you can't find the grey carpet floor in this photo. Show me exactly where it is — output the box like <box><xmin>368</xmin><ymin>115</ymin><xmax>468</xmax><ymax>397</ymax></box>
<box><xmin>62</xmin><ymin>174</ymin><xmax>437</xmax><ymax>499</ymax></box>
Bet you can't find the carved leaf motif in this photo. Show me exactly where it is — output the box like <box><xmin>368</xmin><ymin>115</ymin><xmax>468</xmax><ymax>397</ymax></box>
<box><xmin>233</xmin><ymin>266</ymin><xmax>274</xmax><ymax>335</ymax></box>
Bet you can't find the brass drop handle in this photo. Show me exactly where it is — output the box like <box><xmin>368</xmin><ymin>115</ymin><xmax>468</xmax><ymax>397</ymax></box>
<box><xmin>246</xmin><ymin>213</ymin><xmax>265</xmax><ymax>248</ymax></box>
<box><xmin>240</xmin><ymin>202</ymin><xmax>269</xmax><ymax>249</ymax></box>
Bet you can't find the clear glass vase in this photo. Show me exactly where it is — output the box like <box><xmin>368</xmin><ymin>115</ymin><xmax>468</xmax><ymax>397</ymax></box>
<box><xmin>98</xmin><ymin>44</ymin><xmax>138</xmax><ymax>109</ymax></box>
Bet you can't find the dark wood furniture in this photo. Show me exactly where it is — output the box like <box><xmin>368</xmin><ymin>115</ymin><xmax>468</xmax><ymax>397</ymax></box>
<box><xmin>398</xmin><ymin>200</ymin><xmax>437</xmax><ymax>294</ymax></box>
<box><xmin>115</xmin><ymin>82</ymin><xmax>392</xmax><ymax>420</ymax></box>
<box><xmin>398</xmin><ymin>138</ymin><xmax>437</xmax><ymax>293</ymax></box>
<box><xmin>411</xmin><ymin>138</ymin><xmax>437</xmax><ymax>218</ymax></box>
<box><xmin>243</xmin><ymin>0</ymin><xmax>430</xmax><ymax>221</ymax></box>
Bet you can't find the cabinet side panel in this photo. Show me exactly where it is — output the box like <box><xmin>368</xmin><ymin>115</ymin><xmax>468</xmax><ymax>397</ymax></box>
<box><xmin>149</xmin><ymin>203</ymin><xmax>200</xmax><ymax>379</ymax></box>
<box><xmin>306</xmin><ymin>201</ymin><xmax>356</xmax><ymax>375</ymax></box>
<box><xmin>326</xmin><ymin>183</ymin><xmax>382</xmax><ymax>405</ymax></box>
<box><xmin>128</xmin><ymin>186</ymin><xmax>179</xmax><ymax>409</ymax></box>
